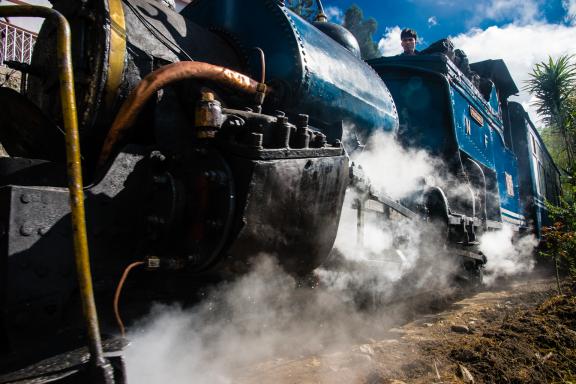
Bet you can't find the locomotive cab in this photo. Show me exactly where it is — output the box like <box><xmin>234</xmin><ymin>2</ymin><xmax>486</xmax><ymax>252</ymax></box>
<box><xmin>369</xmin><ymin>53</ymin><xmax>526</xmax><ymax>259</ymax></box>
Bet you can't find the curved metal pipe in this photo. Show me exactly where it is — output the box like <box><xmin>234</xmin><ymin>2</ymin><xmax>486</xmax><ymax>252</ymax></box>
<box><xmin>98</xmin><ymin>61</ymin><xmax>267</xmax><ymax>166</ymax></box>
<box><xmin>0</xmin><ymin>5</ymin><xmax>110</xmax><ymax>378</ymax></box>
<box><xmin>253</xmin><ymin>47</ymin><xmax>266</xmax><ymax>84</ymax></box>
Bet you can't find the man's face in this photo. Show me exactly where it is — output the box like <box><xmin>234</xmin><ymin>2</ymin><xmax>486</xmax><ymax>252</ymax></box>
<box><xmin>401</xmin><ymin>37</ymin><xmax>416</xmax><ymax>54</ymax></box>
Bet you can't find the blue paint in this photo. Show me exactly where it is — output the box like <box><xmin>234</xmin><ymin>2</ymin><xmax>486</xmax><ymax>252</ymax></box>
<box><xmin>508</xmin><ymin>102</ymin><xmax>561</xmax><ymax>237</ymax></box>
<box><xmin>182</xmin><ymin>0</ymin><xmax>398</xmax><ymax>136</ymax></box>
<box><xmin>371</xmin><ymin>55</ymin><xmax>527</xmax><ymax>228</ymax></box>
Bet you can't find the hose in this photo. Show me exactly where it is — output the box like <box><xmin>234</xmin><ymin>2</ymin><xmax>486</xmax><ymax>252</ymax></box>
<box><xmin>113</xmin><ymin>261</ymin><xmax>145</xmax><ymax>337</ymax></box>
<box><xmin>98</xmin><ymin>61</ymin><xmax>268</xmax><ymax>167</ymax></box>
<box><xmin>254</xmin><ymin>47</ymin><xmax>266</xmax><ymax>84</ymax></box>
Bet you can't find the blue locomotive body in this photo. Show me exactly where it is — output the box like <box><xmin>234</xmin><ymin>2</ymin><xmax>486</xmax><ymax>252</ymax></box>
<box><xmin>369</xmin><ymin>54</ymin><xmax>560</xmax><ymax>237</ymax></box>
<box><xmin>181</xmin><ymin>0</ymin><xmax>399</xmax><ymax>138</ymax></box>
<box><xmin>508</xmin><ymin>101</ymin><xmax>561</xmax><ymax>235</ymax></box>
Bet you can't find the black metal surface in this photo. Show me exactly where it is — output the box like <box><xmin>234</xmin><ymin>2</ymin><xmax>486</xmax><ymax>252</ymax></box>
<box><xmin>0</xmin><ymin>158</ymin><xmax>67</xmax><ymax>187</ymax></box>
<box><xmin>0</xmin><ymin>147</ymin><xmax>149</xmax><ymax>370</ymax></box>
<box><xmin>23</xmin><ymin>0</ymin><xmax>241</xmax><ymax>171</ymax></box>
<box><xmin>0</xmin><ymin>185</ymin><xmax>76</xmax><ymax>367</ymax></box>
<box><xmin>0</xmin><ymin>88</ymin><xmax>65</xmax><ymax>162</ymax></box>
<box><xmin>0</xmin><ymin>338</ymin><xmax>126</xmax><ymax>384</ymax></box>
<box><xmin>224</xmin><ymin>154</ymin><xmax>349</xmax><ymax>275</ymax></box>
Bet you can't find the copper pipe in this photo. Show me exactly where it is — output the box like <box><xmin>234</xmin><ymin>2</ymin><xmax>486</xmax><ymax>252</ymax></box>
<box><xmin>254</xmin><ymin>47</ymin><xmax>266</xmax><ymax>84</ymax></box>
<box><xmin>0</xmin><ymin>5</ymin><xmax>109</xmax><ymax>373</ymax></box>
<box><xmin>5</xmin><ymin>0</ymin><xmax>30</xmax><ymax>6</ymax></box>
<box><xmin>98</xmin><ymin>61</ymin><xmax>268</xmax><ymax>166</ymax></box>
<box><xmin>113</xmin><ymin>261</ymin><xmax>145</xmax><ymax>337</ymax></box>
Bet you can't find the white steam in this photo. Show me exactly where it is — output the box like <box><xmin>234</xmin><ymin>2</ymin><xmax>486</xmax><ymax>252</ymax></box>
<box><xmin>327</xmin><ymin>129</ymin><xmax>458</xmax><ymax>302</ymax></box>
<box><xmin>353</xmin><ymin>130</ymin><xmax>441</xmax><ymax>201</ymax></box>
<box><xmin>125</xmin><ymin>256</ymin><xmax>386</xmax><ymax>384</ymax></box>
<box><xmin>125</xmin><ymin>129</ymin><xmax>541</xmax><ymax>382</ymax></box>
<box><xmin>479</xmin><ymin>224</ymin><xmax>538</xmax><ymax>285</ymax></box>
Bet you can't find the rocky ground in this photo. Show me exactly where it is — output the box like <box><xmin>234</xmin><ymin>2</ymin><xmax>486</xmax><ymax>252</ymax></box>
<box><xmin>0</xmin><ymin>67</ymin><xmax>21</xmax><ymax>92</ymax></box>
<box><xmin>236</xmin><ymin>276</ymin><xmax>575</xmax><ymax>384</ymax></box>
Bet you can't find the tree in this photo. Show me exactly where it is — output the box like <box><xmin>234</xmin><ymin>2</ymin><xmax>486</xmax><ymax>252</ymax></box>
<box><xmin>343</xmin><ymin>4</ymin><xmax>380</xmax><ymax>60</ymax></box>
<box><xmin>525</xmin><ymin>55</ymin><xmax>576</xmax><ymax>172</ymax></box>
<box><xmin>286</xmin><ymin>0</ymin><xmax>316</xmax><ymax>20</ymax></box>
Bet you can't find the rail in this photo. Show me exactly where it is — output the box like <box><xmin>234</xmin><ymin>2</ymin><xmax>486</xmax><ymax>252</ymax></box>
<box><xmin>0</xmin><ymin>19</ymin><xmax>36</xmax><ymax>66</ymax></box>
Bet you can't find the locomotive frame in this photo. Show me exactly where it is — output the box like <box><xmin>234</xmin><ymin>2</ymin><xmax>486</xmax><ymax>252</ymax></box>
<box><xmin>0</xmin><ymin>0</ymin><xmax>562</xmax><ymax>382</ymax></box>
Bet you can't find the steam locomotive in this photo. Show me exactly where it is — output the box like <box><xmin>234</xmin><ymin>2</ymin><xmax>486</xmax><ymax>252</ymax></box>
<box><xmin>0</xmin><ymin>0</ymin><xmax>560</xmax><ymax>382</ymax></box>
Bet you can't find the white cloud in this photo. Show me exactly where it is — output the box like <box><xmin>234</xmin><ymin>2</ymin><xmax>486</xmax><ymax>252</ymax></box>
<box><xmin>428</xmin><ymin>16</ymin><xmax>438</xmax><ymax>27</ymax></box>
<box><xmin>324</xmin><ymin>5</ymin><xmax>343</xmax><ymax>23</ymax></box>
<box><xmin>563</xmin><ymin>0</ymin><xmax>576</xmax><ymax>24</ymax></box>
<box><xmin>377</xmin><ymin>26</ymin><xmax>403</xmax><ymax>56</ymax></box>
<box><xmin>452</xmin><ymin>23</ymin><xmax>576</xmax><ymax>126</ymax></box>
<box><xmin>468</xmin><ymin>0</ymin><xmax>544</xmax><ymax>27</ymax></box>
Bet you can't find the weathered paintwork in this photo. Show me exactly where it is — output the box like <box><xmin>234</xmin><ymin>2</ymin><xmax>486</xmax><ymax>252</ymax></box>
<box><xmin>181</xmin><ymin>0</ymin><xmax>399</xmax><ymax>136</ymax></box>
<box><xmin>370</xmin><ymin>54</ymin><xmax>527</xmax><ymax>229</ymax></box>
<box><xmin>509</xmin><ymin>101</ymin><xmax>561</xmax><ymax>236</ymax></box>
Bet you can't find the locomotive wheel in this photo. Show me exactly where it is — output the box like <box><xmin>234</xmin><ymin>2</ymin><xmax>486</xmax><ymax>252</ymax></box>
<box><xmin>425</xmin><ymin>194</ymin><xmax>450</xmax><ymax>243</ymax></box>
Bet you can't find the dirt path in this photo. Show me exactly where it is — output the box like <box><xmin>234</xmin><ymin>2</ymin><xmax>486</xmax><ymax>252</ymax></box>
<box><xmin>236</xmin><ymin>276</ymin><xmax>573</xmax><ymax>384</ymax></box>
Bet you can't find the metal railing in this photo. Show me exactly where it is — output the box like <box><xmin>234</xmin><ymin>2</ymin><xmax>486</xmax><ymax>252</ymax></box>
<box><xmin>0</xmin><ymin>19</ymin><xmax>37</xmax><ymax>66</ymax></box>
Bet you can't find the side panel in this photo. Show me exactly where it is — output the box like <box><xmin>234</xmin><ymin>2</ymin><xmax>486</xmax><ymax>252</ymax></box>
<box><xmin>492</xmin><ymin>141</ymin><xmax>524</xmax><ymax>227</ymax></box>
<box><xmin>509</xmin><ymin>102</ymin><xmax>562</xmax><ymax>236</ymax></box>
<box><xmin>451</xmin><ymin>84</ymin><xmax>524</xmax><ymax>228</ymax></box>
<box><xmin>452</xmin><ymin>87</ymin><xmax>496</xmax><ymax>170</ymax></box>
<box><xmin>377</xmin><ymin>69</ymin><xmax>455</xmax><ymax>157</ymax></box>
<box><xmin>183</xmin><ymin>0</ymin><xmax>399</xmax><ymax>135</ymax></box>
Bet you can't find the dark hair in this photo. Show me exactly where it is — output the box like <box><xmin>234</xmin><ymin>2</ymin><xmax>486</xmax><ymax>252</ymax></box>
<box><xmin>400</xmin><ymin>28</ymin><xmax>418</xmax><ymax>40</ymax></box>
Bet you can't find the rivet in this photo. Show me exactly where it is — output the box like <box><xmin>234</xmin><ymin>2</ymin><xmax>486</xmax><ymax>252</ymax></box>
<box><xmin>20</xmin><ymin>224</ymin><xmax>34</xmax><ymax>236</ymax></box>
<box><xmin>20</xmin><ymin>194</ymin><xmax>30</xmax><ymax>204</ymax></box>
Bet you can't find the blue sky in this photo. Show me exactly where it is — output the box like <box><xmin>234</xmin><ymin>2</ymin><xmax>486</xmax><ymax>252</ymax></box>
<box><xmin>322</xmin><ymin>0</ymin><xmax>576</xmax><ymax>126</ymax></box>
<box><xmin>324</xmin><ymin>0</ymin><xmax>571</xmax><ymax>45</ymax></box>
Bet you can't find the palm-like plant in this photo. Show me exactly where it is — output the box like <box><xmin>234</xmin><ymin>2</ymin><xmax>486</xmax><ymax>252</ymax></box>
<box><xmin>525</xmin><ymin>55</ymin><xmax>576</xmax><ymax>171</ymax></box>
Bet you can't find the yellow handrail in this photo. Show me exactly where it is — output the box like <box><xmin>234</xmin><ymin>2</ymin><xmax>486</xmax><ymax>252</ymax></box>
<box><xmin>0</xmin><ymin>6</ymin><xmax>109</xmax><ymax>375</ymax></box>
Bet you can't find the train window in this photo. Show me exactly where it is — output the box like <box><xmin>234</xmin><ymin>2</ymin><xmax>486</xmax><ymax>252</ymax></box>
<box><xmin>465</xmin><ymin>116</ymin><xmax>471</xmax><ymax>135</ymax></box>
<box><xmin>531</xmin><ymin>134</ymin><xmax>537</xmax><ymax>154</ymax></box>
<box><xmin>538</xmin><ymin>162</ymin><xmax>546</xmax><ymax>197</ymax></box>
<box><xmin>505</xmin><ymin>172</ymin><xmax>514</xmax><ymax>196</ymax></box>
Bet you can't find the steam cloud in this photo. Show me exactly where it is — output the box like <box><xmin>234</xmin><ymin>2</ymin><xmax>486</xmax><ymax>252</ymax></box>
<box><xmin>126</xmin><ymin>131</ymin><xmax>452</xmax><ymax>383</ymax></box>
<box><xmin>126</xmin><ymin>130</ymin><xmax>539</xmax><ymax>381</ymax></box>
<box><xmin>327</xmin><ymin>129</ymin><xmax>458</xmax><ymax>302</ymax></box>
<box><xmin>479</xmin><ymin>224</ymin><xmax>538</xmax><ymax>285</ymax></box>
<box><xmin>350</xmin><ymin>130</ymin><xmax>442</xmax><ymax>201</ymax></box>
<box><xmin>126</xmin><ymin>256</ymin><xmax>388</xmax><ymax>384</ymax></box>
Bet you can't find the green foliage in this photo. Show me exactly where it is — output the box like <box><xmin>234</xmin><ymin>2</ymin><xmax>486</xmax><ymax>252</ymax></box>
<box><xmin>287</xmin><ymin>2</ymin><xmax>381</xmax><ymax>60</ymax></box>
<box><xmin>343</xmin><ymin>4</ymin><xmax>380</xmax><ymax>60</ymax></box>
<box><xmin>541</xmin><ymin>126</ymin><xmax>569</xmax><ymax>170</ymax></box>
<box><xmin>525</xmin><ymin>55</ymin><xmax>576</xmax><ymax>171</ymax></box>
<box><xmin>540</xmin><ymin>199</ymin><xmax>576</xmax><ymax>277</ymax></box>
<box><xmin>286</xmin><ymin>0</ymin><xmax>316</xmax><ymax>20</ymax></box>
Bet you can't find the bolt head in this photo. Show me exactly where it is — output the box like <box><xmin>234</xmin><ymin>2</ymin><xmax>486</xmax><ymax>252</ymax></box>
<box><xmin>20</xmin><ymin>224</ymin><xmax>34</xmax><ymax>236</ymax></box>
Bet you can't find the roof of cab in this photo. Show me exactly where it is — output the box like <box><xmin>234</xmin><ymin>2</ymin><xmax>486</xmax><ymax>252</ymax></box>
<box><xmin>470</xmin><ymin>59</ymin><xmax>519</xmax><ymax>99</ymax></box>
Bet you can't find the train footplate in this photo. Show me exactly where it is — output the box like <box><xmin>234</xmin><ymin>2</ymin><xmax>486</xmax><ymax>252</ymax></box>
<box><xmin>0</xmin><ymin>338</ymin><xmax>127</xmax><ymax>384</ymax></box>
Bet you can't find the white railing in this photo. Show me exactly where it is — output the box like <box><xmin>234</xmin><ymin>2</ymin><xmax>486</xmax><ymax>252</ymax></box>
<box><xmin>0</xmin><ymin>20</ymin><xmax>37</xmax><ymax>66</ymax></box>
